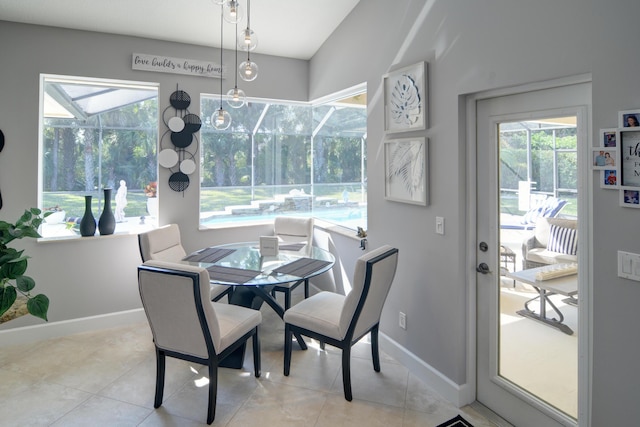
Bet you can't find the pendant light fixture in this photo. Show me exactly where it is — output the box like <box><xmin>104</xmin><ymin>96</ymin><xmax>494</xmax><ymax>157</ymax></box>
<box><xmin>213</xmin><ymin>5</ymin><xmax>231</xmax><ymax>130</ymax></box>
<box><xmin>239</xmin><ymin>0</ymin><xmax>257</xmax><ymax>51</ymax></box>
<box><xmin>227</xmin><ymin>21</ymin><xmax>246</xmax><ymax>108</ymax></box>
<box><xmin>223</xmin><ymin>0</ymin><xmax>243</xmax><ymax>24</ymax></box>
<box><xmin>239</xmin><ymin>0</ymin><xmax>258</xmax><ymax>82</ymax></box>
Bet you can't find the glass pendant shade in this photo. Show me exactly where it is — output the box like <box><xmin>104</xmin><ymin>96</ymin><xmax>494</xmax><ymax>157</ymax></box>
<box><xmin>239</xmin><ymin>59</ymin><xmax>259</xmax><ymax>82</ymax></box>
<box><xmin>212</xmin><ymin>107</ymin><xmax>232</xmax><ymax>130</ymax></box>
<box><xmin>239</xmin><ymin>27</ymin><xmax>258</xmax><ymax>51</ymax></box>
<box><xmin>226</xmin><ymin>87</ymin><xmax>246</xmax><ymax>108</ymax></box>
<box><xmin>223</xmin><ymin>1</ymin><xmax>243</xmax><ymax>24</ymax></box>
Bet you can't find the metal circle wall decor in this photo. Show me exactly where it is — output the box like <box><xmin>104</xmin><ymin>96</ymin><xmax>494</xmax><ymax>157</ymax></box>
<box><xmin>160</xmin><ymin>85</ymin><xmax>199</xmax><ymax>194</ymax></box>
<box><xmin>168</xmin><ymin>171</ymin><xmax>190</xmax><ymax>192</ymax></box>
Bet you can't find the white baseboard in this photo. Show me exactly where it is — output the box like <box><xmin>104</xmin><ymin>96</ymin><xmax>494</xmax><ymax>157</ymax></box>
<box><xmin>379</xmin><ymin>332</ymin><xmax>474</xmax><ymax>407</ymax></box>
<box><xmin>0</xmin><ymin>309</ymin><xmax>147</xmax><ymax>348</ymax></box>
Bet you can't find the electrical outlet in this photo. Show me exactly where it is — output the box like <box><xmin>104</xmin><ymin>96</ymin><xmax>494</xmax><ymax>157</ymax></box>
<box><xmin>399</xmin><ymin>311</ymin><xmax>407</xmax><ymax>330</ymax></box>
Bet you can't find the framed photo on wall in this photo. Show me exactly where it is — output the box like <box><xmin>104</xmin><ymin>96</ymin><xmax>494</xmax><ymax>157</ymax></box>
<box><xmin>620</xmin><ymin>187</ymin><xmax>640</xmax><ymax>208</ymax></box>
<box><xmin>619</xmin><ymin>110</ymin><xmax>640</xmax><ymax>128</ymax></box>
<box><xmin>384</xmin><ymin>137</ymin><xmax>428</xmax><ymax>205</ymax></box>
<box><xmin>591</xmin><ymin>148</ymin><xmax>616</xmax><ymax>170</ymax></box>
<box><xmin>601</xmin><ymin>169</ymin><xmax>619</xmax><ymax>189</ymax></box>
<box><xmin>383</xmin><ymin>62</ymin><xmax>428</xmax><ymax>133</ymax></box>
<box><xmin>600</xmin><ymin>128</ymin><xmax>618</xmax><ymax>148</ymax></box>
<box><xmin>620</xmin><ymin>129</ymin><xmax>640</xmax><ymax>187</ymax></box>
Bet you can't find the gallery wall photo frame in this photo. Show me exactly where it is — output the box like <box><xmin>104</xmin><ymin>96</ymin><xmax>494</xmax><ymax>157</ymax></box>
<box><xmin>383</xmin><ymin>61</ymin><xmax>428</xmax><ymax>134</ymax></box>
<box><xmin>384</xmin><ymin>137</ymin><xmax>428</xmax><ymax>206</ymax></box>
<box><xmin>620</xmin><ymin>187</ymin><xmax>640</xmax><ymax>208</ymax></box>
<box><xmin>600</xmin><ymin>169</ymin><xmax>619</xmax><ymax>189</ymax></box>
<box><xmin>591</xmin><ymin>147</ymin><xmax>617</xmax><ymax>170</ymax></box>
<box><xmin>600</xmin><ymin>128</ymin><xmax>618</xmax><ymax>148</ymax></box>
<box><xmin>619</xmin><ymin>129</ymin><xmax>640</xmax><ymax>188</ymax></box>
<box><xmin>619</xmin><ymin>109</ymin><xmax>640</xmax><ymax>128</ymax></box>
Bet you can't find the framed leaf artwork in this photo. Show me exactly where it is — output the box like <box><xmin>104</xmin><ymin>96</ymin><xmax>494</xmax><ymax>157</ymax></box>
<box><xmin>384</xmin><ymin>137</ymin><xmax>428</xmax><ymax>206</ymax></box>
<box><xmin>383</xmin><ymin>62</ymin><xmax>428</xmax><ymax>133</ymax></box>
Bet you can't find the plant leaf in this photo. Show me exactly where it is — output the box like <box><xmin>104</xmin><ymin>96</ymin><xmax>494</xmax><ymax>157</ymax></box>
<box><xmin>0</xmin><ymin>286</ymin><xmax>17</xmax><ymax>318</ymax></box>
<box><xmin>27</xmin><ymin>294</ymin><xmax>49</xmax><ymax>321</ymax></box>
<box><xmin>16</xmin><ymin>275</ymin><xmax>36</xmax><ymax>293</ymax></box>
<box><xmin>1</xmin><ymin>258</ymin><xmax>27</xmax><ymax>279</ymax></box>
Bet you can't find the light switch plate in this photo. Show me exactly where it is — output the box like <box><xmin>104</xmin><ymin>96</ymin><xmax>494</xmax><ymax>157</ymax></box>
<box><xmin>618</xmin><ymin>251</ymin><xmax>640</xmax><ymax>281</ymax></box>
<box><xmin>436</xmin><ymin>217</ymin><xmax>445</xmax><ymax>235</ymax></box>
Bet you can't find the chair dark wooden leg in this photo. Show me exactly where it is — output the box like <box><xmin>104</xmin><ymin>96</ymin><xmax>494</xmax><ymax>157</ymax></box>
<box><xmin>284</xmin><ymin>324</ymin><xmax>293</xmax><ymax>376</ymax></box>
<box><xmin>154</xmin><ymin>348</ymin><xmax>166</xmax><ymax>408</ymax></box>
<box><xmin>319</xmin><ymin>340</ymin><xmax>325</xmax><ymax>350</ymax></box>
<box><xmin>284</xmin><ymin>290</ymin><xmax>291</xmax><ymax>311</ymax></box>
<box><xmin>207</xmin><ymin>361</ymin><xmax>217</xmax><ymax>424</ymax></box>
<box><xmin>341</xmin><ymin>345</ymin><xmax>353</xmax><ymax>401</ymax></box>
<box><xmin>304</xmin><ymin>279</ymin><xmax>309</xmax><ymax>299</ymax></box>
<box><xmin>371</xmin><ymin>325</ymin><xmax>381</xmax><ymax>372</ymax></box>
<box><xmin>253</xmin><ymin>328</ymin><xmax>261</xmax><ymax>378</ymax></box>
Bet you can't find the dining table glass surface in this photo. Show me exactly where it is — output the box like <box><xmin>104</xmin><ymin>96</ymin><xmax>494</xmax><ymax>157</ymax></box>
<box><xmin>184</xmin><ymin>241</ymin><xmax>335</xmax><ymax>287</ymax></box>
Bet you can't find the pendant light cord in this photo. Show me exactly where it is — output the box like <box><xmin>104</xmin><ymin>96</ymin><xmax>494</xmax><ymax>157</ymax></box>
<box><xmin>219</xmin><ymin>5</ymin><xmax>224</xmax><ymax>107</ymax></box>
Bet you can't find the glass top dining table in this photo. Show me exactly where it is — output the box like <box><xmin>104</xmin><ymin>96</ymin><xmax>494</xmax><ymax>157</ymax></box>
<box><xmin>183</xmin><ymin>241</ymin><xmax>335</xmax><ymax>287</ymax></box>
<box><xmin>182</xmin><ymin>241</ymin><xmax>335</xmax><ymax>367</ymax></box>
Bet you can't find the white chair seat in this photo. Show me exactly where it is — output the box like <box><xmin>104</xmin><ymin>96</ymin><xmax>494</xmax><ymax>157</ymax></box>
<box><xmin>213</xmin><ymin>302</ymin><xmax>263</xmax><ymax>351</ymax></box>
<box><xmin>284</xmin><ymin>291</ymin><xmax>345</xmax><ymax>339</ymax></box>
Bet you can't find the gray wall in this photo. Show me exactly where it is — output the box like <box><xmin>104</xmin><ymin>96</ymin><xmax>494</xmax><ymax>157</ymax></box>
<box><xmin>0</xmin><ymin>21</ymin><xmax>313</xmax><ymax>328</ymax></box>
<box><xmin>311</xmin><ymin>0</ymin><xmax>638</xmax><ymax>424</ymax></box>
<box><xmin>1</xmin><ymin>0</ymin><xmax>640</xmax><ymax>422</ymax></box>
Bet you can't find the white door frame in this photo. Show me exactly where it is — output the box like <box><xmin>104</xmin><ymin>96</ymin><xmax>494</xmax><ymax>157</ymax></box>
<box><xmin>464</xmin><ymin>74</ymin><xmax>593</xmax><ymax>426</ymax></box>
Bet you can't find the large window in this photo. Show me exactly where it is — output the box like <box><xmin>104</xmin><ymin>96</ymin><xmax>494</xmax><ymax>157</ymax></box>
<box><xmin>39</xmin><ymin>75</ymin><xmax>158</xmax><ymax>238</ymax></box>
<box><xmin>200</xmin><ymin>89</ymin><xmax>367</xmax><ymax>230</ymax></box>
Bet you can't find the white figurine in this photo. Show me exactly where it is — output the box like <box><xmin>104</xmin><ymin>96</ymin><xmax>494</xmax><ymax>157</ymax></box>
<box><xmin>115</xmin><ymin>180</ymin><xmax>127</xmax><ymax>222</ymax></box>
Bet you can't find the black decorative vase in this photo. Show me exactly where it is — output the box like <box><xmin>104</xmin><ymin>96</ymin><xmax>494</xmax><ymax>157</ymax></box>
<box><xmin>79</xmin><ymin>195</ymin><xmax>96</xmax><ymax>237</ymax></box>
<box><xmin>98</xmin><ymin>188</ymin><xmax>116</xmax><ymax>235</ymax></box>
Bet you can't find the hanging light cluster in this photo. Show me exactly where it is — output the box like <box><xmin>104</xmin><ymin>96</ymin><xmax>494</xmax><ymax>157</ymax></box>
<box><xmin>212</xmin><ymin>0</ymin><xmax>258</xmax><ymax>130</ymax></box>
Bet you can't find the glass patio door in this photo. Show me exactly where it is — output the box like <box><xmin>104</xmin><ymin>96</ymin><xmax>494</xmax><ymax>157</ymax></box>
<box><xmin>475</xmin><ymin>82</ymin><xmax>589</xmax><ymax>426</ymax></box>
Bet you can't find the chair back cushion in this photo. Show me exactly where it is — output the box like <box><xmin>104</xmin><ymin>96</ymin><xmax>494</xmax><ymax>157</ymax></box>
<box><xmin>340</xmin><ymin>245</ymin><xmax>398</xmax><ymax>339</ymax></box>
<box><xmin>534</xmin><ymin>217</ymin><xmax>577</xmax><ymax>248</ymax></box>
<box><xmin>274</xmin><ymin>216</ymin><xmax>314</xmax><ymax>243</ymax></box>
<box><xmin>138</xmin><ymin>260</ymin><xmax>221</xmax><ymax>359</ymax></box>
<box><xmin>547</xmin><ymin>224</ymin><xmax>578</xmax><ymax>255</ymax></box>
<box><xmin>138</xmin><ymin>224</ymin><xmax>187</xmax><ymax>261</ymax></box>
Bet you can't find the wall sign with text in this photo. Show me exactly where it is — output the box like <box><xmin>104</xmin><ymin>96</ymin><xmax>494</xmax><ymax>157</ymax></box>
<box><xmin>132</xmin><ymin>53</ymin><xmax>224</xmax><ymax>78</ymax></box>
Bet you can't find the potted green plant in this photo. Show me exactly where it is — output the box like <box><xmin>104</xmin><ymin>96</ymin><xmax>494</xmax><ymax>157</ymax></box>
<box><xmin>0</xmin><ymin>208</ymin><xmax>50</xmax><ymax>323</ymax></box>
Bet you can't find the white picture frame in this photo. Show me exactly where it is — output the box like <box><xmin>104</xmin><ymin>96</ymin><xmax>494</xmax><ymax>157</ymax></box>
<box><xmin>592</xmin><ymin>148</ymin><xmax>617</xmax><ymax>170</ymax></box>
<box><xmin>599</xmin><ymin>128</ymin><xmax>618</xmax><ymax>148</ymax></box>
<box><xmin>618</xmin><ymin>110</ymin><xmax>640</xmax><ymax>128</ymax></box>
<box><xmin>383</xmin><ymin>62</ymin><xmax>428</xmax><ymax>134</ymax></box>
<box><xmin>620</xmin><ymin>187</ymin><xmax>640</xmax><ymax>208</ymax></box>
<box><xmin>600</xmin><ymin>169</ymin><xmax>619</xmax><ymax>189</ymax></box>
<box><xmin>620</xmin><ymin>129</ymin><xmax>640</xmax><ymax>187</ymax></box>
<box><xmin>384</xmin><ymin>137</ymin><xmax>428</xmax><ymax>206</ymax></box>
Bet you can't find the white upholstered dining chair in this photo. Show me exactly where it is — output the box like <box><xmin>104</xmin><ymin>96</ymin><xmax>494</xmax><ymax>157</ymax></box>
<box><xmin>138</xmin><ymin>260</ymin><xmax>262</xmax><ymax>425</ymax></box>
<box><xmin>283</xmin><ymin>245</ymin><xmax>399</xmax><ymax>401</ymax></box>
<box><xmin>138</xmin><ymin>224</ymin><xmax>232</xmax><ymax>302</ymax></box>
<box><xmin>270</xmin><ymin>216</ymin><xmax>314</xmax><ymax>309</ymax></box>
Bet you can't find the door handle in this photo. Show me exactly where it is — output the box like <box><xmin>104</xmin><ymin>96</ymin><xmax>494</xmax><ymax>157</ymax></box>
<box><xmin>476</xmin><ymin>262</ymin><xmax>492</xmax><ymax>274</ymax></box>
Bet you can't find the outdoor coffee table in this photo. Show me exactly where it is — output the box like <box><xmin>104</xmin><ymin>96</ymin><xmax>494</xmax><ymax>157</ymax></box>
<box><xmin>505</xmin><ymin>264</ymin><xmax>578</xmax><ymax>335</ymax></box>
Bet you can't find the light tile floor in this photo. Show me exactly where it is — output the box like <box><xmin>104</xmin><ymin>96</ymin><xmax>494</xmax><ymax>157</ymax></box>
<box><xmin>0</xmin><ymin>298</ymin><xmax>502</xmax><ymax>426</ymax></box>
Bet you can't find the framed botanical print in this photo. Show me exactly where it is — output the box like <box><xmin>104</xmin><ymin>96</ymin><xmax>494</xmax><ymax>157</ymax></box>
<box><xmin>383</xmin><ymin>62</ymin><xmax>428</xmax><ymax>133</ymax></box>
<box><xmin>384</xmin><ymin>137</ymin><xmax>428</xmax><ymax>205</ymax></box>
